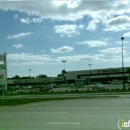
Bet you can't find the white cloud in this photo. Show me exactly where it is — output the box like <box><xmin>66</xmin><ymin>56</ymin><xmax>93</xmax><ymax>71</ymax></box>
<box><xmin>123</xmin><ymin>32</ymin><xmax>130</xmax><ymax>38</ymax></box>
<box><xmin>14</xmin><ymin>14</ymin><xmax>18</xmax><ymax>19</ymax></box>
<box><xmin>51</xmin><ymin>46</ymin><xmax>74</xmax><ymax>53</ymax></box>
<box><xmin>20</xmin><ymin>18</ymin><xmax>30</xmax><ymax>24</ymax></box>
<box><xmin>41</xmin><ymin>50</ymin><xmax>44</xmax><ymax>52</ymax></box>
<box><xmin>20</xmin><ymin>17</ymin><xmax>42</xmax><ymax>24</ymax></box>
<box><xmin>32</xmin><ymin>18</ymin><xmax>42</xmax><ymax>23</ymax></box>
<box><xmin>13</xmin><ymin>44</ymin><xmax>24</xmax><ymax>48</ymax></box>
<box><xmin>8</xmin><ymin>53</ymin><xmax>52</xmax><ymax>61</ymax></box>
<box><xmin>7</xmin><ymin>53</ymin><xmax>53</xmax><ymax>66</ymax></box>
<box><xmin>77</xmin><ymin>40</ymin><xmax>107</xmax><ymax>47</ymax></box>
<box><xmin>115</xmin><ymin>40</ymin><xmax>128</xmax><ymax>44</ymax></box>
<box><xmin>56</xmin><ymin>53</ymin><xmax>130</xmax><ymax>64</ymax></box>
<box><xmin>54</xmin><ymin>24</ymin><xmax>84</xmax><ymax>37</ymax></box>
<box><xmin>0</xmin><ymin>1</ymin><xmax>129</xmax><ymax>22</ymax></box>
<box><xmin>7</xmin><ymin>32</ymin><xmax>33</xmax><ymax>39</ymax></box>
<box><xmin>104</xmin><ymin>15</ymin><xmax>130</xmax><ymax>32</ymax></box>
<box><xmin>56</xmin><ymin>53</ymin><xmax>120</xmax><ymax>63</ymax></box>
<box><xmin>9</xmin><ymin>61</ymin><xmax>45</xmax><ymax>66</ymax></box>
<box><xmin>99</xmin><ymin>47</ymin><xmax>124</xmax><ymax>54</ymax></box>
<box><xmin>86</xmin><ymin>19</ymin><xmax>100</xmax><ymax>31</ymax></box>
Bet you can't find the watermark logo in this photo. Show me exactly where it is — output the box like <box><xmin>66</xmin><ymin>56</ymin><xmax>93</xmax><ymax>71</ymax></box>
<box><xmin>118</xmin><ymin>119</ymin><xmax>130</xmax><ymax>130</ymax></box>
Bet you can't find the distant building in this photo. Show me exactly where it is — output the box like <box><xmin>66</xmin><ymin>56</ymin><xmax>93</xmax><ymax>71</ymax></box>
<box><xmin>6</xmin><ymin>67</ymin><xmax>130</xmax><ymax>87</ymax></box>
<box><xmin>7</xmin><ymin>77</ymin><xmax>64</xmax><ymax>86</ymax></box>
<box><xmin>66</xmin><ymin>67</ymin><xmax>130</xmax><ymax>83</ymax></box>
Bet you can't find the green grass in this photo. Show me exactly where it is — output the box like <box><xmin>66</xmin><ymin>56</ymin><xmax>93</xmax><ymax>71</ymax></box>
<box><xmin>0</xmin><ymin>97</ymin><xmax>88</xmax><ymax>106</ymax></box>
<box><xmin>0</xmin><ymin>88</ymin><xmax>129</xmax><ymax>106</ymax></box>
<box><xmin>0</xmin><ymin>88</ymin><xmax>130</xmax><ymax>96</ymax></box>
<box><xmin>0</xmin><ymin>96</ymin><xmax>119</xmax><ymax>106</ymax></box>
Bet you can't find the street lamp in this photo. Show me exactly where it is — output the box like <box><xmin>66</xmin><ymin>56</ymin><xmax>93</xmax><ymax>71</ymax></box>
<box><xmin>29</xmin><ymin>69</ymin><xmax>34</xmax><ymax>94</ymax></box>
<box><xmin>29</xmin><ymin>69</ymin><xmax>32</xmax><ymax>78</ymax></box>
<box><xmin>62</xmin><ymin>60</ymin><xmax>66</xmax><ymax>70</ymax></box>
<box><xmin>88</xmin><ymin>64</ymin><xmax>92</xmax><ymax>84</ymax></box>
<box><xmin>121</xmin><ymin>37</ymin><xmax>125</xmax><ymax>90</ymax></box>
<box><xmin>62</xmin><ymin>60</ymin><xmax>66</xmax><ymax>84</ymax></box>
<box><xmin>29</xmin><ymin>69</ymin><xmax>32</xmax><ymax>84</ymax></box>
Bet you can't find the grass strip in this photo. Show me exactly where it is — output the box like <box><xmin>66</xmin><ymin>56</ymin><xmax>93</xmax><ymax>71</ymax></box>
<box><xmin>0</xmin><ymin>96</ymin><xmax>119</xmax><ymax>106</ymax></box>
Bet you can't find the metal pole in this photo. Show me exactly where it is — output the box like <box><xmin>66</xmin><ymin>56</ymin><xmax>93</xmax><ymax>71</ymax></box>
<box><xmin>62</xmin><ymin>61</ymin><xmax>66</xmax><ymax>84</ymax></box>
<box><xmin>62</xmin><ymin>61</ymin><xmax>66</xmax><ymax>70</ymax></box>
<box><xmin>88</xmin><ymin>64</ymin><xmax>92</xmax><ymax>84</ymax></box>
<box><xmin>121</xmin><ymin>37</ymin><xmax>125</xmax><ymax>90</ymax></box>
<box><xmin>64</xmin><ymin>62</ymin><xmax>65</xmax><ymax>70</ymax></box>
<box><xmin>29</xmin><ymin>69</ymin><xmax>34</xmax><ymax>93</ymax></box>
<box><xmin>2</xmin><ymin>79</ymin><xmax>4</xmax><ymax>104</ymax></box>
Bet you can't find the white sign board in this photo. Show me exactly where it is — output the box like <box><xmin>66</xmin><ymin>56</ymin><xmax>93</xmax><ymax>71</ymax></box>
<box><xmin>0</xmin><ymin>53</ymin><xmax>7</xmax><ymax>90</ymax></box>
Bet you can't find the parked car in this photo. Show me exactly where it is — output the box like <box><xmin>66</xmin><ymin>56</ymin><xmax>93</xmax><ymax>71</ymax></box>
<box><xmin>91</xmin><ymin>83</ymin><xmax>104</xmax><ymax>90</ymax></box>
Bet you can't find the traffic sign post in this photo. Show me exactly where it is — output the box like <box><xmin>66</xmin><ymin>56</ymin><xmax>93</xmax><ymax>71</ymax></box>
<box><xmin>0</xmin><ymin>75</ymin><xmax>4</xmax><ymax>104</ymax></box>
<box><xmin>0</xmin><ymin>53</ymin><xmax>7</xmax><ymax>91</ymax></box>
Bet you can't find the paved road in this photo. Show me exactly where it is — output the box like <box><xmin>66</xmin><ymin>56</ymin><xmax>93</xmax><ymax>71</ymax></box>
<box><xmin>0</xmin><ymin>95</ymin><xmax>130</xmax><ymax>130</ymax></box>
<box><xmin>1</xmin><ymin>92</ymin><xmax>130</xmax><ymax>99</ymax></box>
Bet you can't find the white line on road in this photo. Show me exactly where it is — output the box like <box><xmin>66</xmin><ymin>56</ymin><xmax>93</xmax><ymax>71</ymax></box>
<box><xmin>46</xmin><ymin>122</ymin><xmax>80</xmax><ymax>125</ymax></box>
<box><xmin>25</xmin><ymin>112</ymin><xmax>66</xmax><ymax>115</ymax></box>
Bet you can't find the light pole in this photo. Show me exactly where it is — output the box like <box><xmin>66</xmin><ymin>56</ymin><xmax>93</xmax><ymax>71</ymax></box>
<box><xmin>121</xmin><ymin>37</ymin><xmax>125</xmax><ymax>90</ymax></box>
<box><xmin>29</xmin><ymin>69</ymin><xmax>31</xmax><ymax>78</ymax></box>
<box><xmin>88</xmin><ymin>64</ymin><xmax>92</xmax><ymax>84</ymax></box>
<box><xmin>29</xmin><ymin>69</ymin><xmax>34</xmax><ymax>94</ymax></box>
<box><xmin>62</xmin><ymin>60</ymin><xmax>66</xmax><ymax>84</ymax></box>
<box><xmin>62</xmin><ymin>60</ymin><xmax>66</xmax><ymax>70</ymax></box>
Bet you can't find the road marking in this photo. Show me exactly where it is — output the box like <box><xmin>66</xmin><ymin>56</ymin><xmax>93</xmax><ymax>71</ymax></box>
<box><xmin>46</xmin><ymin>122</ymin><xmax>80</xmax><ymax>125</ymax></box>
<box><xmin>25</xmin><ymin>112</ymin><xmax>66</xmax><ymax>115</ymax></box>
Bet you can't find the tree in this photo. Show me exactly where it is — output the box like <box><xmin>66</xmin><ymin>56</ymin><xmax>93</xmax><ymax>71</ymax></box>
<box><xmin>57</xmin><ymin>74</ymin><xmax>63</xmax><ymax>77</ymax></box>
<box><xmin>36</xmin><ymin>74</ymin><xmax>47</xmax><ymax>78</ymax></box>
<box><xmin>12</xmin><ymin>75</ymin><xmax>21</xmax><ymax>79</ymax></box>
<box><xmin>61</xmin><ymin>70</ymin><xmax>67</xmax><ymax>75</ymax></box>
<box><xmin>61</xmin><ymin>70</ymin><xmax>67</xmax><ymax>83</ymax></box>
<box><xmin>127</xmin><ymin>68</ymin><xmax>130</xmax><ymax>80</ymax></box>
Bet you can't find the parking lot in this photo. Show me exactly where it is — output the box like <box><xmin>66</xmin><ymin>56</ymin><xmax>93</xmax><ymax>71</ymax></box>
<box><xmin>5</xmin><ymin>83</ymin><xmax>130</xmax><ymax>94</ymax></box>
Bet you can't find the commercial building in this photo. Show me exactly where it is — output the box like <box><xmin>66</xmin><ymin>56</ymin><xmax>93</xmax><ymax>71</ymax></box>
<box><xmin>66</xmin><ymin>67</ymin><xmax>130</xmax><ymax>84</ymax></box>
<box><xmin>7</xmin><ymin>77</ymin><xmax>64</xmax><ymax>86</ymax></box>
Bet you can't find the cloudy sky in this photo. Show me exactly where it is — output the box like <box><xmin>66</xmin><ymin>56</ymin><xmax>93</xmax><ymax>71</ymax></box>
<box><xmin>0</xmin><ymin>0</ymin><xmax>130</xmax><ymax>78</ymax></box>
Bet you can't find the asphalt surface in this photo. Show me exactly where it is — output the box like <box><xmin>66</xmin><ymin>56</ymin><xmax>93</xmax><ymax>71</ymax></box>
<box><xmin>1</xmin><ymin>92</ymin><xmax>130</xmax><ymax>99</ymax></box>
<box><xmin>0</xmin><ymin>93</ymin><xmax>130</xmax><ymax>130</ymax></box>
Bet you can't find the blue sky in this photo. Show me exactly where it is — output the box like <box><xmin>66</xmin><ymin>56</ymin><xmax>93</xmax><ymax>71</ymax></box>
<box><xmin>0</xmin><ymin>0</ymin><xmax>130</xmax><ymax>78</ymax></box>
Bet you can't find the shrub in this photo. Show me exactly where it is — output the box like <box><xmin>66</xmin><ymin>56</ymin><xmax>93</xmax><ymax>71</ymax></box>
<box><xmin>115</xmin><ymin>88</ymin><xmax>119</xmax><ymax>91</ymax></box>
<box><xmin>65</xmin><ymin>90</ymin><xmax>69</xmax><ymax>93</ymax></box>
<box><xmin>70</xmin><ymin>90</ymin><xmax>75</xmax><ymax>93</ymax></box>
<box><xmin>75</xmin><ymin>89</ymin><xmax>79</xmax><ymax>92</ymax></box>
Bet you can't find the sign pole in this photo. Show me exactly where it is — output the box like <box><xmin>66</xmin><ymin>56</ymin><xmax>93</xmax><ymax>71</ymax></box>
<box><xmin>2</xmin><ymin>82</ymin><xmax>4</xmax><ymax>104</ymax></box>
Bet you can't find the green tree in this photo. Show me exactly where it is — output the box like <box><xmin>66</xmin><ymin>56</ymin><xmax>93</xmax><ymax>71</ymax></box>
<box><xmin>127</xmin><ymin>68</ymin><xmax>130</xmax><ymax>80</ymax></box>
<box><xmin>12</xmin><ymin>75</ymin><xmax>21</xmax><ymax>79</ymax></box>
<box><xmin>57</xmin><ymin>74</ymin><xmax>62</xmax><ymax>77</ymax></box>
<box><xmin>61</xmin><ymin>70</ymin><xmax>67</xmax><ymax>84</ymax></box>
<box><xmin>36</xmin><ymin>74</ymin><xmax>47</xmax><ymax>78</ymax></box>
